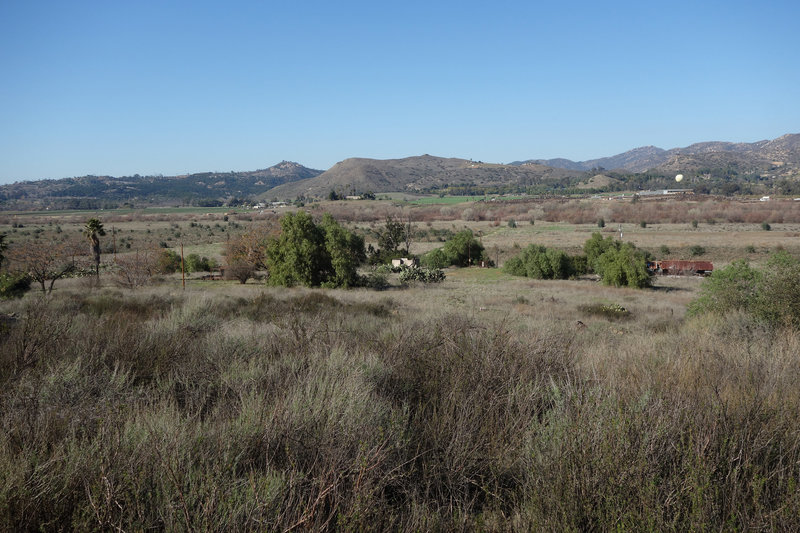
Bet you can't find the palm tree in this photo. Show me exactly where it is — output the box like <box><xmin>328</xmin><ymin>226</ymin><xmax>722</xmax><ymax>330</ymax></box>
<box><xmin>84</xmin><ymin>218</ymin><xmax>106</xmax><ymax>278</ymax></box>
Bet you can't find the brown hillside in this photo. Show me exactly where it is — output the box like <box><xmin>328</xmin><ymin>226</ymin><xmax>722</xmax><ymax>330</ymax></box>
<box><xmin>264</xmin><ymin>155</ymin><xmax>579</xmax><ymax>200</ymax></box>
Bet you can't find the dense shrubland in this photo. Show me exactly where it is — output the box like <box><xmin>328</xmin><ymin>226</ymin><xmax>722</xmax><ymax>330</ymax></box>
<box><xmin>2</xmin><ymin>284</ymin><xmax>800</xmax><ymax>530</ymax></box>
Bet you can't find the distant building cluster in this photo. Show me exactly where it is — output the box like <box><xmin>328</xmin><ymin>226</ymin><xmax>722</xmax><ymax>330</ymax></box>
<box><xmin>252</xmin><ymin>201</ymin><xmax>288</xmax><ymax>209</ymax></box>
<box><xmin>635</xmin><ymin>189</ymin><xmax>694</xmax><ymax>197</ymax></box>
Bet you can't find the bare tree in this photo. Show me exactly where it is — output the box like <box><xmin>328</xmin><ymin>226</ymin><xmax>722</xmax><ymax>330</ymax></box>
<box><xmin>6</xmin><ymin>241</ymin><xmax>77</xmax><ymax>293</ymax></box>
<box><xmin>223</xmin><ymin>224</ymin><xmax>276</xmax><ymax>283</ymax></box>
<box><xmin>114</xmin><ymin>249</ymin><xmax>159</xmax><ymax>288</ymax></box>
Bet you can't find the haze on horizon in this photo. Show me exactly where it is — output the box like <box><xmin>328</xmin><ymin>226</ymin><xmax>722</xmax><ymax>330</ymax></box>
<box><xmin>1</xmin><ymin>0</ymin><xmax>798</xmax><ymax>184</ymax></box>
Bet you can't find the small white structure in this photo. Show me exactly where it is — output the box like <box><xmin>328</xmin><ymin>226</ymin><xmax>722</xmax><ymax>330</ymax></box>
<box><xmin>760</xmin><ymin>196</ymin><xmax>771</xmax><ymax>202</ymax></box>
<box><xmin>391</xmin><ymin>258</ymin><xmax>418</xmax><ymax>268</ymax></box>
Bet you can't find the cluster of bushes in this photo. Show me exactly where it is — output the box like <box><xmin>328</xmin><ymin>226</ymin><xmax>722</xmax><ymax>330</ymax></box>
<box><xmin>689</xmin><ymin>251</ymin><xmax>800</xmax><ymax>327</ymax></box>
<box><xmin>266</xmin><ymin>211</ymin><xmax>365</xmax><ymax>288</ymax></box>
<box><xmin>503</xmin><ymin>233</ymin><xmax>651</xmax><ymax>288</ymax></box>
<box><xmin>398</xmin><ymin>265</ymin><xmax>446</xmax><ymax>284</ymax></box>
<box><xmin>503</xmin><ymin>245</ymin><xmax>584</xmax><ymax>280</ymax></box>
<box><xmin>155</xmin><ymin>250</ymin><xmax>218</xmax><ymax>274</ymax></box>
<box><xmin>421</xmin><ymin>229</ymin><xmax>487</xmax><ymax>268</ymax></box>
<box><xmin>371</xmin><ymin>263</ymin><xmax>446</xmax><ymax>285</ymax></box>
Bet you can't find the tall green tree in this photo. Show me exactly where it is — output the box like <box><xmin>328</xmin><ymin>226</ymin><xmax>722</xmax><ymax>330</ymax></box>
<box><xmin>443</xmin><ymin>229</ymin><xmax>484</xmax><ymax>267</ymax></box>
<box><xmin>320</xmin><ymin>214</ymin><xmax>366</xmax><ymax>287</ymax></box>
<box><xmin>584</xmin><ymin>232</ymin><xmax>619</xmax><ymax>267</ymax></box>
<box><xmin>377</xmin><ymin>217</ymin><xmax>407</xmax><ymax>256</ymax></box>
<box><xmin>83</xmin><ymin>218</ymin><xmax>106</xmax><ymax>278</ymax></box>
<box><xmin>266</xmin><ymin>212</ymin><xmax>365</xmax><ymax>288</ymax></box>
<box><xmin>593</xmin><ymin>242</ymin><xmax>651</xmax><ymax>288</ymax></box>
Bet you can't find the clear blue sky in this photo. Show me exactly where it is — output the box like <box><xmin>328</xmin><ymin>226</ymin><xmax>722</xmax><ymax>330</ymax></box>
<box><xmin>1</xmin><ymin>0</ymin><xmax>798</xmax><ymax>183</ymax></box>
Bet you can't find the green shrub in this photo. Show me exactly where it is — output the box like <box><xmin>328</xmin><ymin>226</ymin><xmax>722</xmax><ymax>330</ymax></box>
<box><xmin>568</xmin><ymin>254</ymin><xmax>589</xmax><ymax>276</ymax></box>
<box><xmin>691</xmin><ymin>220</ymin><xmax>699</xmax><ymax>228</ymax></box>
<box><xmin>422</xmin><ymin>230</ymin><xmax>485</xmax><ymax>269</ymax></box>
<box><xmin>639</xmin><ymin>221</ymin><xmax>647</xmax><ymax>228</ymax></box>
<box><xmin>762</xmin><ymin>221</ymin><xmax>772</xmax><ymax>231</ymax></box>
<box><xmin>593</xmin><ymin>243</ymin><xmax>652</xmax><ymax>288</ymax></box>
<box><xmin>442</xmin><ymin>229</ymin><xmax>484</xmax><ymax>267</ymax></box>
<box><xmin>502</xmin><ymin>245</ymin><xmax>572</xmax><ymax>280</ymax></box>
<box><xmin>659</xmin><ymin>244</ymin><xmax>671</xmax><ymax>256</ymax></box>
<box><xmin>157</xmin><ymin>249</ymin><xmax>181</xmax><ymax>273</ymax></box>
<box><xmin>266</xmin><ymin>212</ymin><xmax>365</xmax><ymax>288</ymax></box>
<box><xmin>580</xmin><ymin>302</ymin><xmax>631</xmax><ymax>320</ymax></box>
<box><xmin>363</xmin><ymin>270</ymin><xmax>389</xmax><ymax>290</ymax></box>
<box><xmin>688</xmin><ymin>252</ymin><xmax>800</xmax><ymax>328</ymax></box>
<box><xmin>584</xmin><ymin>232</ymin><xmax>618</xmax><ymax>267</ymax></box>
<box><xmin>753</xmin><ymin>251</ymin><xmax>800</xmax><ymax>326</ymax></box>
<box><xmin>688</xmin><ymin>260</ymin><xmax>760</xmax><ymax>318</ymax></box>
<box><xmin>689</xmin><ymin>245</ymin><xmax>706</xmax><ymax>257</ymax></box>
<box><xmin>597</xmin><ymin>218</ymin><xmax>605</xmax><ymax>228</ymax></box>
<box><xmin>421</xmin><ymin>248</ymin><xmax>449</xmax><ymax>269</ymax></box>
<box><xmin>398</xmin><ymin>266</ymin><xmax>446</xmax><ymax>283</ymax></box>
<box><xmin>507</xmin><ymin>219</ymin><xmax>517</xmax><ymax>228</ymax></box>
<box><xmin>184</xmin><ymin>253</ymin><xmax>216</xmax><ymax>273</ymax></box>
<box><xmin>0</xmin><ymin>272</ymin><xmax>31</xmax><ymax>299</ymax></box>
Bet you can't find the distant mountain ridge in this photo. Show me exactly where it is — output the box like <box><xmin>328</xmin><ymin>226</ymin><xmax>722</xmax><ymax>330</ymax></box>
<box><xmin>2</xmin><ymin>133</ymin><xmax>799</xmax><ymax>209</ymax></box>
<box><xmin>264</xmin><ymin>155</ymin><xmax>577</xmax><ymax>200</ymax></box>
<box><xmin>513</xmin><ymin>133</ymin><xmax>800</xmax><ymax>173</ymax></box>
<box><xmin>0</xmin><ymin>161</ymin><xmax>322</xmax><ymax>209</ymax></box>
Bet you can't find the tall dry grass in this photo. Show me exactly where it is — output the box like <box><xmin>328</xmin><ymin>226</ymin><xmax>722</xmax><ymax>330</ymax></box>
<box><xmin>1</xmin><ymin>285</ymin><xmax>799</xmax><ymax>530</ymax></box>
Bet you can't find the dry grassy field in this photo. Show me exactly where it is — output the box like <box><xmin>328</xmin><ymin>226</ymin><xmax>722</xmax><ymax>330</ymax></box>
<box><xmin>2</xmin><ymin>197</ymin><xmax>800</xmax><ymax>529</ymax></box>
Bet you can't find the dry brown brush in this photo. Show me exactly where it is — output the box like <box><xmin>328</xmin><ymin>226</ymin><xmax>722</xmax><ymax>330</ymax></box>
<box><xmin>0</xmin><ymin>288</ymin><xmax>799</xmax><ymax>530</ymax></box>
